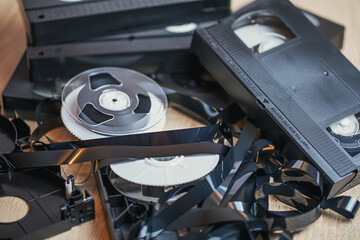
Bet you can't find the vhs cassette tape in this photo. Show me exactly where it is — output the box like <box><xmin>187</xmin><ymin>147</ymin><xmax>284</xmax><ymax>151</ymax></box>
<box><xmin>18</xmin><ymin>0</ymin><xmax>230</xmax><ymax>45</ymax></box>
<box><xmin>25</xmin><ymin>11</ymin><xmax>343</xmax><ymax>84</ymax></box>
<box><xmin>26</xmin><ymin>22</ymin><xmax>215</xmax><ymax>83</ymax></box>
<box><xmin>0</xmin><ymin>163</ymin><xmax>95</xmax><ymax>239</ymax></box>
<box><xmin>192</xmin><ymin>0</ymin><xmax>360</xmax><ymax>196</ymax></box>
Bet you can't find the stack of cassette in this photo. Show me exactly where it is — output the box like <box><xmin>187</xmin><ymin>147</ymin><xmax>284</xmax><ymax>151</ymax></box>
<box><xmin>2</xmin><ymin>0</ymin><xmax>346</xmax><ymax>120</ymax></box>
<box><xmin>2</xmin><ymin>0</ymin><xmax>234</xmax><ymax>119</ymax></box>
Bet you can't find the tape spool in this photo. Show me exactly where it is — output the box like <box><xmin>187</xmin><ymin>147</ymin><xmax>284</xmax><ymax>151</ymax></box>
<box><xmin>109</xmin><ymin>154</ymin><xmax>220</xmax><ymax>202</ymax></box>
<box><xmin>232</xmin><ymin>10</ymin><xmax>295</xmax><ymax>54</ymax></box>
<box><xmin>61</xmin><ymin>67</ymin><xmax>168</xmax><ymax>139</ymax></box>
<box><xmin>61</xmin><ymin>67</ymin><xmax>168</xmax><ymax>185</ymax></box>
<box><xmin>328</xmin><ymin>114</ymin><xmax>360</xmax><ymax>156</ymax></box>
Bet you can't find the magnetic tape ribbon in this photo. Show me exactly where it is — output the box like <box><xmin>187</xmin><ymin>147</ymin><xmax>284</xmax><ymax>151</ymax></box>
<box><xmin>136</xmin><ymin>137</ymin><xmax>360</xmax><ymax>239</ymax></box>
<box><xmin>2</xmin><ymin>95</ymin><xmax>359</xmax><ymax>239</ymax></box>
<box><xmin>4</xmin><ymin>125</ymin><xmax>229</xmax><ymax>169</ymax></box>
<box><xmin>1</xmin><ymin>84</ymin><xmax>232</xmax><ymax>171</ymax></box>
<box><xmin>136</xmin><ymin>121</ymin><xmax>258</xmax><ymax>238</ymax></box>
<box><xmin>2</xmin><ymin>113</ymin><xmax>359</xmax><ymax>239</ymax></box>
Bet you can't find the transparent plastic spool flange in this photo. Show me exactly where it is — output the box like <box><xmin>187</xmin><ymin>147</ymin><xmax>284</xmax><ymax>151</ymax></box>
<box><xmin>61</xmin><ymin>67</ymin><xmax>168</xmax><ymax>137</ymax></box>
<box><xmin>232</xmin><ymin>10</ymin><xmax>295</xmax><ymax>54</ymax></box>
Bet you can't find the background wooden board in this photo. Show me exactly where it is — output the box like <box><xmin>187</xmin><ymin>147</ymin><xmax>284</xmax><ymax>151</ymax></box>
<box><xmin>0</xmin><ymin>0</ymin><xmax>359</xmax><ymax>239</ymax></box>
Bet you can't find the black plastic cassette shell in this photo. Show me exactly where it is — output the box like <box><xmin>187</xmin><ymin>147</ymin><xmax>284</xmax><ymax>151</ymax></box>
<box><xmin>25</xmin><ymin>10</ymin><xmax>344</xmax><ymax>83</ymax></box>
<box><xmin>0</xmin><ymin>167</ymin><xmax>95</xmax><ymax>239</ymax></box>
<box><xmin>95</xmin><ymin>168</ymin><xmax>166</xmax><ymax>240</ymax></box>
<box><xmin>95</xmin><ymin>168</ymin><xmax>123</xmax><ymax>240</ymax></box>
<box><xmin>25</xmin><ymin>22</ymin><xmax>215</xmax><ymax>83</ymax></box>
<box><xmin>27</xmin><ymin>34</ymin><xmax>191</xmax><ymax>59</ymax></box>
<box><xmin>26</xmin><ymin>21</ymin><xmax>216</xmax><ymax>59</ymax></box>
<box><xmin>20</xmin><ymin>0</ymin><xmax>97</xmax><ymax>10</ymax></box>
<box><xmin>192</xmin><ymin>0</ymin><xmax>359</xmax><ymax>196</ymax></box>
<box><xmin>20</xmin><ymin>0</ymin><xmax>230</xmax><ymax>45</ymax></box>
<box><xmin>2</xmin><ymin>55</ymin><xmax>50</xmax><ymax>120</ymax></box>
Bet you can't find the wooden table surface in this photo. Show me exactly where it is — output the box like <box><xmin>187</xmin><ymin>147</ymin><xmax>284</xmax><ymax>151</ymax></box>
<box><xmin>0</xmin><ymin>0</ymin><xmax>360</xmax><ymax>239</ymax></box>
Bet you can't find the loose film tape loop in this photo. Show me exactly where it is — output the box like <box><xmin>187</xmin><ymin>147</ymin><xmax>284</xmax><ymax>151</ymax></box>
<box><xmin>5</xmin><ymin>126</ymin><xmax>229</xmax><ymax>169</ymax></box>
<box><xmin>1</xmin><ymin>114</ymin><xmax>359</xmax><ymax>239</ymax></box>
<box><xmin>142</xmin><ymin>147</ymin><xmax>359</xmax><ymax>239</ymax></box>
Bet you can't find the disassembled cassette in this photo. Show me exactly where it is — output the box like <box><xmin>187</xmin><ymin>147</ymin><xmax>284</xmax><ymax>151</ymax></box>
<box><xmin>0</xmin><ymin>167</ymin><xmax>95</xmax><ymax>239</ymax></box>
<box><xmin>0</xmin><ymin>116</ymin><xmax>95</xmax><ymax>239</ymax></box>
<box><xmin>18</xmin><ymin>0</ymin><xmax>230</xmax><ymax>45</ymax></box>
<box><xmin>192</xmin><ymin>0</ymin><xmax>360</xmax><ymax>196</ymax></box>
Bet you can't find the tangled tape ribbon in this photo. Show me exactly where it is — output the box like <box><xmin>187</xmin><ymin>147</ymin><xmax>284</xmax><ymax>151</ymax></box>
<box><xmin>1</xmin><ymin>116</ymin><xmax>359</xmax><ymax>239</ymax></box>
<box><xmin>134</xmin><ymin>123</ymin><xmax>359</xmax><ymax>239</ymax></box>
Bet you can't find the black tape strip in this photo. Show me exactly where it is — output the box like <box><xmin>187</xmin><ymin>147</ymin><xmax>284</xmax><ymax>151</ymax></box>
<box><xmin>29</xmin><ymin>117</ymin><xmax>64</xmax><ymax>143</ymax></box>
<box><xmin>0</xmin><ymin>115</ymin><xmax>17</xmax><ymax>154</ymax></box>
<box><xmin>167</xmin><ymin>208</ymin><xmax>249</xmax><ymax>230</ymax></box>
<box><xmin>6</xmin><ymin>121</ymin><xmax>222</xmax><ymax>168</ymax></box>
<box><xmin>165</xmin><ymin>88</ymin><xmax>220</xmax><ymax>125</ymax></box>
<box><xmin>140</xmin><ymin>121</ymin><xmax>258</xmax><ymax>238</ymax></box>
<box><xmin>194</xmin><ymin>222</ymin><xmax>254</xmax><ymax>240</ymax></box>
<box><xmin>202</xmin><ymin>123</ymin><xmax>258</xmax><ymax>207</ymax></box>
<box><xmin>33</xmin><ymin>98</ymin><xmax>62</xmax><ymax>143</ymax></box>
<box><xmin>157</xmin><ymin>185</ymin><xmax>196</xmax><ymax>205</ymax></box>
<box><xmin>6</xmin><ymin>142</ymin><xmax>228</xmax><ymax>169</ymax></box>
<box><xmin>321</xmin><ymin>196</ymin><xmax>360</xmax><ymax>218</ymax></box>
<box><xmin>152</xmin><ymin>158</ymin><xmax>359</xmax><ymax>238</ymax></box>
<box><xmin>220</xmin><ymin>161</ymin><xmax>260</xmax><ymax>207</ymax></box>
<box><xmin>48</xmin><ymin>124</ymin><xmax>219</xmax><ymax>150</ymax></box>
<box><xmin>220</xmin><ymin>139</ymin><xmax>272</xmax><ymax>206</ymax></box>
<box><xmin>130</xmin><ymin>133</ymin><xmax>358</xmax><ymax>239</ymax></box>
<box><xmin>11</xmin><ymin>118</ymin><xmax>30</xmax><ymax>143</ymax></box>
<box><xmin>155</xmin><ymin>122</ymin><xmax>256</xmax><ymax>208</ymax></box>
<box><xmin>3</xmin><ymin>108</ymin><xmax>359</xmax><ymax>238</ymax></box>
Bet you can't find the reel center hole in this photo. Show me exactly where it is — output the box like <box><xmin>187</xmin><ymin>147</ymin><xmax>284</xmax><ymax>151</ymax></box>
<box><xmin>152</xmin><ymin>156</ymin><xmax>177</xmax><ymax>162</ymax></box>
<box><xmin>145</xmin><ymin>156</ymin><xmax>184</xmax><ymax>167</ymax></box>
<box><xmin>99</xmin><ymin>89</ymin><xmax>131</xmax><ymax>111</ymax></box>
<box><xmin>0</xmin><ymin>196</ymin><xmax>29</xmax><ymax>223</ymax></box>
<box><xmin>128</xmin><ymin>204</ymin><xmax>147</xmax><ymax>219</ymax></box>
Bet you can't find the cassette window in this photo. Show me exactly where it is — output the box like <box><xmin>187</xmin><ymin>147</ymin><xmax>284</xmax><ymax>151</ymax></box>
<box><xmin>328</xmin><ymin>113</ymin><xmax>360</xmax><ymax>158</ymax></box>
<box><xmin>232</xmin><ymin>11</ymin><xmax>295</xmax><ymax>54</ymax></box>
